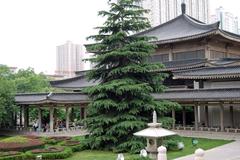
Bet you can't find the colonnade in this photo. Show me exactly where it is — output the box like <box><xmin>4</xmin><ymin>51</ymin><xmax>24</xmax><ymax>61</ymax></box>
<box><xmin>171</xmin><ymin>103</ymin><xmax>236</xmax><ymax>132</ymax></box>
<box><xmin>18</xmin><ymin>103</ymin><xmax>87</xmax><ymax>133</ymax></box>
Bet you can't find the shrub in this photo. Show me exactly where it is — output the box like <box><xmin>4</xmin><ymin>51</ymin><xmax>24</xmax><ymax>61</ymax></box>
<box><xmin>27</xmin><ymin>147</ymin><xmax>72</xmax><ymax>159</ymax></box>
<box><xmin>0</xmin><ymin>152</ymin><xmax>27</xmax><ymax>160</ymax></box>
<box><xmin>62</xmin><ymin>140</ymin><xmax>80</xmax><ymax>147</ymax></box>
<box><xmin>0</xmin><ymin>137</ymin><xmax>29</xmax><ymax>144</ymax></box>
<box><xmin>60</xmin><ymin>140</ymin><xmax>86</xmax><ymax>152</ymax></box>
<box><xmin>159</xmin><ymin>117</ymin><xmax>175</xmax><ymax>129</ymax></box>
<box><xmin>133</xmin><ymin>157</ymin><xmax>152</xmax><ymax>160</ymax></box>
<box><xmin>31</xmin><ymin>146</ymin><xmax>64</xmax><ymax>154</ymax></box>
<box><xmin>0</xmin><ymin>151</ymin><xmax>21</xmax><ymax>157</ymax></box>
<box><xmin>163</xmin><ymin>136</ymin><xmax>183</xmax><ymax>151</ymax></box>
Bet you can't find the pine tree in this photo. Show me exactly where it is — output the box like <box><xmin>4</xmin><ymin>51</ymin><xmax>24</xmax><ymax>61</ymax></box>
<box><xmin>84</xmin><ymin>0</ymin><xmax>178</xmax><ymax>152</ymax></box>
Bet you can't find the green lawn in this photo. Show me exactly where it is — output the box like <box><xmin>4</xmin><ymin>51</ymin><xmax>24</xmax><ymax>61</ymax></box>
<box><xmin>66</xmin><ymin>137</ymin><xmax>232</xmax><ymax>160</ymax></box>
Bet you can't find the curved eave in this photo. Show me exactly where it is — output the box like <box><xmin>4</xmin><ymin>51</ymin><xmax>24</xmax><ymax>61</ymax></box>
<box><xmin>153</xmin><ymin>30</ymin><xmax>217</xmax><ymax>45</ymax></box>
<box><xmin>217</xmin><ymin>30</ymin><xmax>240</xmax><ymax>43</ymax></box>
<box><xmin>50</xmin><ymin>76</ymin><xmax>83</xmax><ymax>85</ymax></box>
<box><xmin>157</xmin><ymin>63</ymin><xmax>206</xmax><ymax>72</ymax></box>
<box><xmin>16</xmin><ymin>100</ymin><xmax>89</xmax><ymax>105</ymax></box>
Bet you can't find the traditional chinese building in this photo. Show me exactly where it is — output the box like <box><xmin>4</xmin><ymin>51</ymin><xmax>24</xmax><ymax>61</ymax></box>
<box><xmin>15</xmin><ymin>4</ymin><xmax>240</xmax><ymax>133</ymax></box>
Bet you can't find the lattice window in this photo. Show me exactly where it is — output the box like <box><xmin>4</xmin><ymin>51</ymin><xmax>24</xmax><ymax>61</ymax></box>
<box><xmin>150</xmin><ymin>54</ymin><xmax>169</xmax><ymax>62</ymax></box>
<box><xmin>172</xmin><ymin>50</ymin><xmax>205</xmax><ymax>61</ymax></box>
<box><xmin>210</xmin><ymin>50</ymin><xmax>226</xmax><ymax>59</ymax></box>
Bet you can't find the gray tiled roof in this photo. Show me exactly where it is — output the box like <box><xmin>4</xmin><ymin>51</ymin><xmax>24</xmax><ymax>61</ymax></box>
<box><xmin>15</xmin><ymin>92</ymin><xmax>89</xmax><ymax>105</ymax></box>
<box><xmin>161</xmin><ymin>58</ymin><xmax>207</xmax><ymax>71</ymax></box>
<box><xmin>15</xmin><ymin>88</ymin><xmax>240</xmax><ymax>105</ymax></box>
<box><xmin>50</xmin><ymin>75</ymin><xmax>99</xmax><ymax>89</ymax></box>
<box><xmin>153</xmin><ymin>88</ymin><xmax>240</xmax><ymax>102</ymax></box>
<box><xmin>173</xmin><ymin>65</ymin><xmax>240</xmax><ymax>79</ymax></box>
<box><xmin>136</xmin><ymin>14</ymin><xmax>220</xmax><ymax>44</ymax></box>
<box><xmin>51</xmin><ymin>59</ymin><xmax>208</xmax><ymax>89</ymax></box>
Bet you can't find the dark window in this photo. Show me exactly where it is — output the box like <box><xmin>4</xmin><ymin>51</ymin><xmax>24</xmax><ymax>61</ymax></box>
<box><xmin>150</xmin><ymin>54</ymin><xmax>169</xmax><ymax>62</ymax></box>
<box><xmin>172</xmin><ymin>50</ymin><xmax>205</xmax><ymax>61</ymax></box>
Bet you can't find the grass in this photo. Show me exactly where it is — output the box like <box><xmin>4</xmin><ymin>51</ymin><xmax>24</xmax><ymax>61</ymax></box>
<box><xmin>0</xmin><ymin>136</ymin><xmax>29</xmax><ymax>143</ymax></box>
<box><xmin>65</xmin><ymin>137</ymin><xmax>232</xmax><ymax>160</ymax></box>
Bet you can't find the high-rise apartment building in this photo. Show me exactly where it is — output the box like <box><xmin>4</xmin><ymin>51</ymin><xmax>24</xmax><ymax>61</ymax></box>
<box><xmin>55</xmin><ymin>41</ymin><xmax>86</xmax><ymax>77</ymax></box>
<box><xmin>135</xmin><ymin>0</ymin><xmax>209</xmax><ymax>27</ymax></box>
<box><xmin>210</xmin><ymin>7</ymin><xmax>239</xmax><ymax>35</ymax></box>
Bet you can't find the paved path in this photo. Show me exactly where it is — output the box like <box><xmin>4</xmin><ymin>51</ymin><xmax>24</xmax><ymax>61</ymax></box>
<box><xmin>175</xmin><ymin>141</ymin><xmax>240</xmax><ymax>160</ymax></box>
<box><xmin>173</xmin><ymin>130</ymin><xmax>240</xmax><ymax>140</ymax></box>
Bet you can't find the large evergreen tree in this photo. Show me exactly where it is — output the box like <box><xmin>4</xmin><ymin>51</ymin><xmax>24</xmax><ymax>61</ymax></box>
<box><xmin>84</xmin><ymin>0</ymin><xmax>177</xmax><ymax>152</ymax></box>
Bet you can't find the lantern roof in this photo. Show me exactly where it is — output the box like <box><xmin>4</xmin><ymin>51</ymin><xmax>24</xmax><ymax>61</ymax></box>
<box><xmin>134</xmin><ymin>111</ymin><xmax>177</xmax><ymax>138</ymax></box>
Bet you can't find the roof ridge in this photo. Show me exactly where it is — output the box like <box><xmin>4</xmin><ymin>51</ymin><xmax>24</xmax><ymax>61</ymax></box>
<box><xmin>134</xmin><ymin>14</ymin><xmax>184</xmax><ymax>36</ymax></box>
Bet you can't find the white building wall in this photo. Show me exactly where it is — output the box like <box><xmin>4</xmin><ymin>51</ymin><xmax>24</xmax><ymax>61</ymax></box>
<box><xmin>56</xmin><ymin>41</ymin><xmax>86</xmax><ymax>77</ymax></box>
<box><xmin>138</xmin><ymin>0</ymin><xmax>209</xmax><ymax>27</ymax></box>
<box><xmin>210</xmin><ymin>7</ymin><xmax>239</xmax><ymax>34</ymax></box>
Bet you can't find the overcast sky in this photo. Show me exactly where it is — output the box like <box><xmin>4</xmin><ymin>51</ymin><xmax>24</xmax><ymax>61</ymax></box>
<box><xmin>0</xmin><ymin>0</ymin><xmax>239</xmax><ymax>74</ymax></box>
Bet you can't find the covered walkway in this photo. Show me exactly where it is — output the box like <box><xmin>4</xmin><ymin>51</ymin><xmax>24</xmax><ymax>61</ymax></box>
<box><xmin>13</xmin><ymin>88</ymin><xmax>240</xmax><ymax>134</ymax></box>
<box><xmin>14</xmin><ymin>92</ymin><xmax>89</xmax><ymax>133</ymax></box>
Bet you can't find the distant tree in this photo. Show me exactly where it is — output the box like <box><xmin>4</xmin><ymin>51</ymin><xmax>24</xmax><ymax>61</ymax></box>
<box><xmin>14</xmin><ymin>68</ymin><xmax>51</xmax><ymax>93</ymax></box>
<box><xmin>0</xmin><ymin>66</ymin><xmax>16</xmax><ymax>127</ymax></box>
<box><xmin>84</xmin><ymin>0</ymin><xmax>179</xmax><ymax>152</ymax></box>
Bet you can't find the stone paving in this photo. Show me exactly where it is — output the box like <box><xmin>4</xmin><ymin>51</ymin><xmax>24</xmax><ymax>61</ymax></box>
<box><xmin>175</xmin><ymin>141</ymin><xmax>240</xmax><ymax>160</ymax></box>
<box><xmin>174</xmin><ymin>130</ymin><xmax>240</xmax><ymax>160</ymax></box>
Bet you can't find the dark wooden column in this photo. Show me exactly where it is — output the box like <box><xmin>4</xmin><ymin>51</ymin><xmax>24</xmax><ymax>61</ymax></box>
<box><xmin>23</xmin><ymin>105</ymin><xmax>28</xmax><ymax>130</ymax></box>
<box><xmin>172</xmin><ymin>109</ymin><xmax>176</xmax><ymax>129</ymax></box>
<box><xmin>205</xmin><ymin>106</ymin><xmax>209</xmax><ymax>127</ymax></box>
<box><xmin>19</xmin><ymin>106</ymin><xmax>23</xmax><ymax>126</ymax></box>
<box><xmin>230</xmin><ymin>106</ymin><xmax>234</xmax><ymax>128</ymax></box>
<box><xmin>182</xmin><ymin>106</ymin><xmax>186</xmax><ymax>127</ymax></box>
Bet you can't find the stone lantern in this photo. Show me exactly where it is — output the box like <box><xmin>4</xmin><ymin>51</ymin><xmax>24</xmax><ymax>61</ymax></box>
<box><xmin>134</xmin><ymin>111</ymin><xmax>177</xmax><ymax>160</ymax></box>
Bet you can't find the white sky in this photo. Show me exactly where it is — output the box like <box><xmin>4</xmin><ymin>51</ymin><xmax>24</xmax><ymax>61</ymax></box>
<box><xmin>0</xmin><ymin>0</ymin><xmax>239</xmax><ymax>74</ymax></box>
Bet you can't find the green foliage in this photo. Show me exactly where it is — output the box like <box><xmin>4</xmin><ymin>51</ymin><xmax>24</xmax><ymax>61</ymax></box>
<box><xmin>0</xmin><ymin>153</ymin><xmax>25</xmax><ymax>160</ymax></box>
<box><xmin>13</xmin><ymin>68</ymin><xmax>51</xmax><ymax>93</ymax></box>
<box><xmin>159</xmin><ymin>117</ymin><xmax>175</xmax><ymax>129</ymax></box>
<box><xmin>0</xmin><ymin>65</ymin><xmax>52</xmax><ymax>127</ymax></box>
<box><xmin>0</xmin><ymin>137</ymin><xmax>29</xmax><ymax>144</ymax></box>
<box><xmin>84</xmin><ymin>0</ymin><xmax>177</xmax><ymax>153</ymax></box>
<box><xmin>133</xmin><ymin>157</ymin><xmax>152</xmax><ymax>160</ymax></box>
<box><xmin>0</xmin><ymin>66</ymin><xmax>16</xmax><ymax>127</ymax></box>
<box><xmin>27</xmin><ymin>147</ymin><xmax>72</xmax><ymax>159</ymax></box>
<box><xmin>163</xmin><ymin>136</ymin><xmax>182</xmax><ymax>151</ymax></box>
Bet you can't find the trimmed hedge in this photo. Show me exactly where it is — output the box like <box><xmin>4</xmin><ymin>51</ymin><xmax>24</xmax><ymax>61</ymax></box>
<box><xmin>27</xmin><ymin>147</ymin><xmax>72</xmax><ymax>159</ymax></box>
<box><xmin>0</xmin><ymin>152</ymin><xmax>29</xmax><ymax>160</ymax></box>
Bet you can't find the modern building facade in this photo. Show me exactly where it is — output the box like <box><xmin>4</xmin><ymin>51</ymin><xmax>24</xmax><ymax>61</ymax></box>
<box><xmin>55</xmin><ymin>41</ymin><xmax>85</xmax><ymax>77</ymax></box>
<box><xmin>210</xmin><ymin>7</ymin><xmax>239</xmax><ymax>35</ymax></box>
<box><xmin>136</xmin><ymin>0</ymin><xmax>209</xmax><ymax>26</ymax></box>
